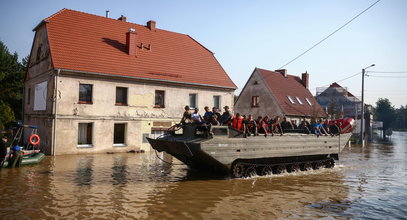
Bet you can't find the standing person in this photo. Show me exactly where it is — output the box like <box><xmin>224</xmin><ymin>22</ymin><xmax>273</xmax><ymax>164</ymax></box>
<box><xmin>312</xmin><ymin>119</ymin><xmax>328</xmax><ymax>136</ymax></box>
<box><xmin>212</xmin><ymin>107</ymin><xmax>221</xmax><ymax>120</ymax></box>
<box><xmin>291</xmin><ymin>120</ymin><xmax>298</xmax><ymax>129</ymax></box>
<box><xmin>180</xmin><ymin>105</ymin><xmax>192</xmax><ymax>124</ymax></box>
<box><xmin>280</xmin><ymin>116</ymin><xmax>294</xmax><ymax>132</ymax></box>
<box><xmin>298</xmin><ymin>120</ymin><xmax>310</xmax><ymax>134</ymax></box>
<box><xmin>203</xmin><ymin>106</ymin><xmax>213</xmax><ymax>123</ymax></box>
<box><xmin>246</xmin><ymin>115</ymin><xmax>258</xmax><ymax>136</ymax></box>
<box><xmin>271</xmin><ymin>116</ymin><xmax>284</xmax><ymax>136</ymax></box>
<box><xmin>219</xmin><ymin>106</ymin><xmax>232</xmax><ymax>125</ymax></box>
<box><xmin>0</xmin><ymin>136</ymin><xmax>8</xmax><ymax>169</ymax></box>
<box><xmin>191</xmin><ymin>108</ymin><xmax>204</xmax><ymax>123</ymax></box>
<box><xmin>8</xmin><ymin>141</ymin><xmax>23</xmax><ymax>168</ymax></box>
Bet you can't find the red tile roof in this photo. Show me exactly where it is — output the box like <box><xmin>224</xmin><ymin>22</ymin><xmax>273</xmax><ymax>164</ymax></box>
<box><xmin>257</xmin><ymin>68</ymin><xmax>326</xmax><ymax>117</ymax></box>
<box><xmin>41</xmin><ymin>9</ymin><xmax>236</xmax><ymax>89</ymax></box>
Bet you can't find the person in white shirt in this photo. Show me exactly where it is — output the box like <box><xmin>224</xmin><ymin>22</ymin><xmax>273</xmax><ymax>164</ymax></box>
<box><xmin>191</xmin><ymin>108</ymin><xmax>204</xmax><ymax>123</ymax></box>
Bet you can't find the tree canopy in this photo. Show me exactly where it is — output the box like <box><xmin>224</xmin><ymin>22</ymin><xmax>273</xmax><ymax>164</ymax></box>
<box><xmin>0</xmin><ymin>40</ymin><xmax>26</xmax><ymax>129</ymax></box>
<box><xmin>374</xmin><ymin>98</ymin><xmax>395</xmax><ymax>138</ymax></box>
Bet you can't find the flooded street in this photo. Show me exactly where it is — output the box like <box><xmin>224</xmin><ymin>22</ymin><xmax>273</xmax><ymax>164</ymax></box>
<box><xmin>1</xmin><ymin>132</ymin><xmax>406</xmax><ymax>219</ymax></box>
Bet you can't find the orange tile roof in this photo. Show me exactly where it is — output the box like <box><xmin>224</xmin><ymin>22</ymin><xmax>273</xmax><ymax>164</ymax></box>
<box><xmin>257</xmin><ymin>68</ymin><xmax>326</xmax><ymax>117</ymax></box>
<box><xmin>42</xmin><ymin>9</ymin><xmax>236</xmax><ymax>89</ymax></box>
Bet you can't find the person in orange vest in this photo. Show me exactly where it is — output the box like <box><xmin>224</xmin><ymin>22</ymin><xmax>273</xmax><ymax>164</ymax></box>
<box><xmin>231</xmin><ymin>113</ymin><xmax>244</xmax><ymax>131</ymax></box>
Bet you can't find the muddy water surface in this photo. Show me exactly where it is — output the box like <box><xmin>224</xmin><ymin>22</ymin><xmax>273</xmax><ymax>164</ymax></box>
<box><xmin>1</xmin><ymin>132</ymin><xmax>406</xmax><ymax>219</ymax></box>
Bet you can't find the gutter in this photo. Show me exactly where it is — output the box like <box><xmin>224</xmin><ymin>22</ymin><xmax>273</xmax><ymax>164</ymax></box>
<box><xmin>52</xmin><ymin>69</ymin><xmax>60</xmax><ymax>156</ymax></box>
<box><xmin>58</xmin><ymin>68</ymin><xmax>237</xmax><ymax>91</ymax></box>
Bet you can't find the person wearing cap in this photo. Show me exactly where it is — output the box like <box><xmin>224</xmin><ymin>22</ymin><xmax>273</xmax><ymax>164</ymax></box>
<box><xmin>180</xmin><ymin>105</ymin><xmax>192</xmax><ymax>124</ymax></box>
<box><xmin>0</xmin><ymin>136</ymin><xmax>8</xmax><ymax>168</ymax></box>
<box><xmin>219</xmin><ymin>106</ymin><xmax>232</xmax><ymax>125</ymax></box>
<box><xmin>8</xmin><ymin>140</ymin><xmax>23</xmax><ymax>168</ymax></box>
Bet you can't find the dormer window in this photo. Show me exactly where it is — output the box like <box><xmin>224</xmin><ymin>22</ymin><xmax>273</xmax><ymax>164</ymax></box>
<box><xmin>287</xmin><ymin>96</ymin><xmax>295</xmax><ymax>104</ymax></box>
<box><xmin>305</xmin><ymin>97</ymin><xmax>312</xmax><ymax>106</ymax></box>
<box><xmin>296</xmin><ymin>97</ymin><xmax>303</xmax><ymax>105</ymax></box>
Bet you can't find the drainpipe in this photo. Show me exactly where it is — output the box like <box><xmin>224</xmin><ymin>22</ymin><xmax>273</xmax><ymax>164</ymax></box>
<box><xmin>52</xmin><ymin>69</ymin><xmax>60</xmax><ymax>156</ymax></box>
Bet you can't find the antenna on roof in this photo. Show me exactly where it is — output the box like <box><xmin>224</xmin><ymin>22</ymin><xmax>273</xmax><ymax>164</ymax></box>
<box><xmin>106</xmin><ymin>10</ymin><xmax>110</xmax><ymax>18</ymax></box>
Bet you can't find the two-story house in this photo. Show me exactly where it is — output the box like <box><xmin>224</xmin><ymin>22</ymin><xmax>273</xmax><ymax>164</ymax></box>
<box><xmin>24</xmin><ymin>9</ymin><xmax>236</xmax><ymax>155</ymax></box>
<box><xmin>234</xmin><ymin>68</ymin><xmax>325</xmax><ymax>124</ymax></box>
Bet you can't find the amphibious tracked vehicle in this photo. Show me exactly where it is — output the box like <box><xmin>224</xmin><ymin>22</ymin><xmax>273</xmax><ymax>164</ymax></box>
<box><xmin>147</xmin><ymin>124</ymin><xmax>352</xmax><ymax>177</ymax></box>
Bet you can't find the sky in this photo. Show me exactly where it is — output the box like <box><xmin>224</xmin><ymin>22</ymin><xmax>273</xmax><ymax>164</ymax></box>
<box><xmin>1</xmin><ymin>0</ymin><xmax>406</xmax><ymax>107</ymax></box>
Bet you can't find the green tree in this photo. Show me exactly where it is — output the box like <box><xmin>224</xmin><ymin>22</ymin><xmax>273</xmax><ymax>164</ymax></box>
<box><xmin>374</xmin><ymin>98</ymin><xmax>395</xmax><ymax>139</ymax></box>
<box><xmin>0</xmin><ymin>40</ymin><xmax>26</xmax><ymax>128</ymax></box>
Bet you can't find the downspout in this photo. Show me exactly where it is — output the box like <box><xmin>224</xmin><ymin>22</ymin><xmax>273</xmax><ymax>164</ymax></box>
<box><xmin>52</xmin><ymin>69</ymin><xmax>60</xmax><ymax>156</ymax></box>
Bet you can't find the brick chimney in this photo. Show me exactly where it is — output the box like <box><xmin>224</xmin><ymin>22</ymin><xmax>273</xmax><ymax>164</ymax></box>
<box><xmin>147</xmin><ymin>20</ymin><xmax>156</xmax><ymax>31</ymax></box>
<box><xmin>275</xmin><ymin>69</ymin><xmax>288</xmax><ymax>78</ymax></box>
<box><xmin>126</xmin><ymin>28</ymin><xmax>137</xmax><ymax>56</ymax></box>
<box><xmin>301</xmin><ymin>71</ymin><xmax>309</xmax><ymax>88</ymax></box>
<box><xmin>118</xmin><ymin>15</ymin><xmax>127</xmax><ymax>22</ymax></box>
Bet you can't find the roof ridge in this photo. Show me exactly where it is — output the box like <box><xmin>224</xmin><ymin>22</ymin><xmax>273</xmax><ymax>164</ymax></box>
<box><xmin>44</xmin><ymin>8</ymin><xmax>195</xmax><ymax>37</ymax></box>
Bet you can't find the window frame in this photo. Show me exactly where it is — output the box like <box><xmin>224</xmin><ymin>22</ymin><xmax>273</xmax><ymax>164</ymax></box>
<box><xmin>113</xmin><ymin>123</ymin><xmax>127</xmax><ymax>146</ymax></box>
<box><xmin>251</xmin><ymin>96</ymin><xmax>259</xmax><ymax>107</ymax></box>
<box><xmin>77</xmin><ymin>122</ymin><xmax>94</xmax><ymax>147</ymax></box>
<box><xmin>154</xmin><ymin>90</ymin><xmax>165</xmax><ymax>108</ymax></box>
<box><xmin>189</xmin><ymin>93</ymin><xmax>197</xmax><ymax>109</ymax></box>
<box><xmin>296</xmin><ymin>97</ymin><xmax>304</xmax><ymax>105</ymax></box>
<box><xmin>305</xmin><ymin>97</ymin><xmax>313</xmax><ymax>106</ymax></box>
<box><xmin>79</xmin><ymin>84</ymin><xmax>93</xmax><ymax>104</ymax></box>
<box><xmin>27</xmin><ymin>87</ymin><xmax>31</xmax><ymax>105</ymax></box>
<box><xmin>115</xmin><ymin>87</ymin><xmax>128</xmax><ymax>106</ymax></box>
<box><xmin>213</xmin><ymin>95</ymin><xmax>221</xmax><ymax>110</ymax></box>
<box><xmin>287</xmin><ymin>95</ymin><xmax>296</xmax><ymax>104</ymax></box>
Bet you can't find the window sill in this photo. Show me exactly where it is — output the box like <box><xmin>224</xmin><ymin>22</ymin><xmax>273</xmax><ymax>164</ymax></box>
<box><xmin>77</xmin><ymin>144</ymin><xmax>93</xmax><ymax>148</ymax></box>
<box><xmin>115</xmin><ymin>103</ymin><xmax>128</xmax><ymax>106</ymax></box>
<box><xmin>78</xmin><ymin>101</ymin><xmax>93</xmax><ymax>104</ymax></box>
<box><xmin>153</xmin><ymin>105</ymin><xmax>165</xmax><ymax>108</ymax></box>
<box><xmin>113</xmin><ymin>144</ymin><xmax>127</xmax><ymax>147</ymax></box>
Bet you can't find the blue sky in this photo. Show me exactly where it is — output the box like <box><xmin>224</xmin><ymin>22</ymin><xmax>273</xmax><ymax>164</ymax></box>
<box><xmin>1</xmin><ymin>0</ymin><xmax>406</xmax><ymax>107</ymax></box>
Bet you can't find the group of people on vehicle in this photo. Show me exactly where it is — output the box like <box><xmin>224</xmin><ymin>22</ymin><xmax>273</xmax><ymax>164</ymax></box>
<box><xmin>180</xmin><ymin>105</ymin><xmax>343</xmax><ymax>137</ymax></box>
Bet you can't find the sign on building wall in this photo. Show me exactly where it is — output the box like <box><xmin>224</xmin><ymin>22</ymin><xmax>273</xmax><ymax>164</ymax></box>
<box><xmin>34</xmin><ymin>81</ymin><xmax>48</xmax><ymax>111</ymax></box>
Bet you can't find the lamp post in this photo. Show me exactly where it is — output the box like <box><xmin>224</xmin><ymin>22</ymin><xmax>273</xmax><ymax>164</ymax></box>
<box><xmin>360</xmin><ymin>64</ymin><xmax>375</xmax><ymax>147</ymax></box>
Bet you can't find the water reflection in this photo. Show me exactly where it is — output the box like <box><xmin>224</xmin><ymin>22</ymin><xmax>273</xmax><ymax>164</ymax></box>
<box><xmin>75</xmin><ymin>156</ymin><xmax>94</xmax><ymax>186</ymax></box>
<box><xmin>111</xmin><ymin>156</ymin><xmax>128</xmax><ymax>186</ymax></box>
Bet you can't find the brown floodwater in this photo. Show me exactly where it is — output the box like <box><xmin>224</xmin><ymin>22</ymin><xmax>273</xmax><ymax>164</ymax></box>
<box><xmin>1</xmin><ymin>132</ymin><xmax>406</xmax><ymax>219</ymax></box>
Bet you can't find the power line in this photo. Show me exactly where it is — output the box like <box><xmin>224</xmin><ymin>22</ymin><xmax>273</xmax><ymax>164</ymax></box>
<box><xmin>278</xmin><ymin>0</ymin><xmax>381</xmax><ymax>69</ymax></box>
<box><xmin>311</xmin><ymin>71</ymin><xmax>361</xmax><ymax>91</ymax></box>
<box><xmin>368</xmin><ymin>71</ymin><xmax>407</xmax><ymax>73</ymax></box>
<box><xmin>367</xmin><ymin>75</ymin><xmax>407</xmax><ymax>78</ymax></box>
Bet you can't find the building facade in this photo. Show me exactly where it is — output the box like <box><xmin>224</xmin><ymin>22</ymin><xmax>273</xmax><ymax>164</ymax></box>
<box><xmin>24</xmin><ymin>9</ymin><xmax>236</xmax><ymax>155</ymax></box>
<box><xmin>235</xmin><ymin>68</ymin><xmax>325</xmax><ymax>123</ymax></box>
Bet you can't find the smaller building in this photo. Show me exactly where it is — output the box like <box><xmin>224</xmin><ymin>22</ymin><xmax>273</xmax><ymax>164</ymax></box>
<box><xmin>316</xmin><ymin>82</ymin><xmax>361</xmax><ymax>119</ymax></box>
<box><xmin>234</xmin><ymin>68</ymin><xmax>326</xmax><ymax>123</ymax></box>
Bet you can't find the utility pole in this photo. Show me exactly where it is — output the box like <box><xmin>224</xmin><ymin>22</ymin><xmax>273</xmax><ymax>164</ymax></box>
<box><xmin>360</xmin><ymin>64</ymin><xmax>375</xmax><ymax>147</ymax></box>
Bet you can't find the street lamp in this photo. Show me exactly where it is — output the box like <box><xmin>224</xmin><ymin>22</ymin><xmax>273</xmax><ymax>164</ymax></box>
<box><xmin>360</xmin><ymin>64</ymin><xmax>375</xmax><ymax>147</ymax></box>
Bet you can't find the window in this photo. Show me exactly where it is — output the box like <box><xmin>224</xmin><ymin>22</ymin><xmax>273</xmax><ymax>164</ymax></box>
<box><xmin>115</xmin><ymin>87</ymin><xmax>128</xmax><ymax>105</ymax></box>
<box><xmin>251</xmin><ymin>96</ymin><xmax>259</xmax><ymax>107</ymax></box>
<box><xmin>287</xmin><ymin>96</ymin><xmax>295</xmax><ymax>104</ymax></box>
<box><xmin>154</xmin><ymin>90</ymin><xmax>165</xmax><ymax>108</ymax></box>
<box><xmin>305</xmin><ymin>97</ymin><xmax>313</xmax><ymax>106</ymax></box>
<box><xmin>296</xmin><ymin>97</ymin><xmax>303</xmax><ymax>105</ymax></box>
<box><xmin>189</xmin><ymin>94</ymin><xmax>197</xmax><ymax>109</ymax></box>
<box><xmin>213</xmin><ymin>95</ymin><xmax>220</xmax><ymax>109</ymax></box>
<box><xmin>79</xmin><ymin>84</ymin><xmax>93</xmax><ymax>104</ymax></box>
<box><xmin>78</xmin><ymin>123</ymin><xmax>93</xmax><ymax>146</ymax></box>
<box><xmin>114</xmin><ymin>123</ymin><xmax>126</xmax><ymax>145</ymax></box>
<box><xmin>34</xmin><ymin>81</ymin><xmax>48</xmax><ymax>111</ymax></box>
<box><xmin>27</xmin><ymin>88</ymin><xmax>31</xmax><ymax>104</ymax></box>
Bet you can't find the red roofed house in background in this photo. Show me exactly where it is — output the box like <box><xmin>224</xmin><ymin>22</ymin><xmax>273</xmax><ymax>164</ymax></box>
<box><xmin>234</xmin><ymin>68</ymin><xmax>325</xmax><ymax>123</ymax></box>
<box><xmin>24</xmin><ymin>9</ymin><xmax>236</xmax><ymax>155</ymax></box>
